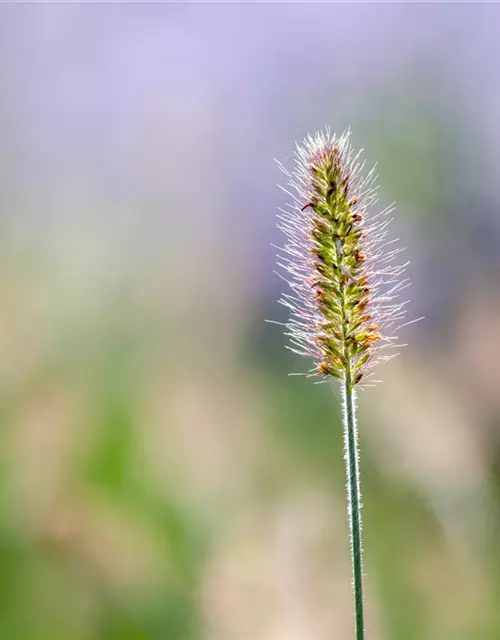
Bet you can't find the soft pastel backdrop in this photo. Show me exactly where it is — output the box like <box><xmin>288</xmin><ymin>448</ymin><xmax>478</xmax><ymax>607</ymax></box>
<box><xmin>1</xmin><ymin>4</ymin><xmax>500</xmax><ymax>639</ymax></box>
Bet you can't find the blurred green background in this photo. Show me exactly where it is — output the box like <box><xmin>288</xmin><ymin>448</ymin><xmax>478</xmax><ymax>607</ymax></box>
<box><xmin>1</xmin><ymin>3</ymin><xmax>500</xmax><ymax>639</ymax></box>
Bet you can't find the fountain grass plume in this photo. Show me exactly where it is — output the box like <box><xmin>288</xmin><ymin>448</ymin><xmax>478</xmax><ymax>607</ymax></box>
<box><xmin>275</xmin><ymin>128</ymin><xmax>414</xmax><ymax>639</ymax></box>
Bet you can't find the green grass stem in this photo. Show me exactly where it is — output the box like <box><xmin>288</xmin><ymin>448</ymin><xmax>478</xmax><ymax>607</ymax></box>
<box><xmin>342</xmin><ymin>378</ymin><xmax>365</xmax><ymax>640</ymax></box>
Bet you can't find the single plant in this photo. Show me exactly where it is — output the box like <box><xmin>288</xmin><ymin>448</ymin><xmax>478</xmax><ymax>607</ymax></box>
<box><xmin>275</xmin><ymin>129</ymin><xmax>415</xmax><ymax>639</ymax></box>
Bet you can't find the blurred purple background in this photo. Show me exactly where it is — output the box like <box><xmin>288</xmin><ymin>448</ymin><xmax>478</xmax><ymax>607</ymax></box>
<box><xmin>1</xmin><ymin>4</ymin><xmax>500</xmax><ymax>639</ymax></box>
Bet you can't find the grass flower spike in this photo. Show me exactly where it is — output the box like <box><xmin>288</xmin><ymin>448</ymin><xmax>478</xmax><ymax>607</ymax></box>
<box><xmin>275</xmin><ymin>129</ymin><xmax>413</xmax><ymax>640</ymax></box>
<box><xmin>277</xmin><ymin>128</ymin><xmax>409</xmax><ymax>388</ymax></box>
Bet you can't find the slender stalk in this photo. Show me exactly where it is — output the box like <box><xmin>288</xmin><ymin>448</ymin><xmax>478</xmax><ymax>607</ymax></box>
<box><xmin>342</xmin><ymin>376</ymin><xmax>365</xmax><ymax>640</ymax></box>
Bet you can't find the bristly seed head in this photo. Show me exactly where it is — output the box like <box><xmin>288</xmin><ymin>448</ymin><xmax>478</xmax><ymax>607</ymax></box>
<box><xmin>276</xmin><ymin>128</ymin><xmax>411</xmax><ymax>388</ymax></box>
